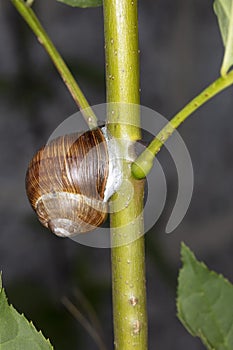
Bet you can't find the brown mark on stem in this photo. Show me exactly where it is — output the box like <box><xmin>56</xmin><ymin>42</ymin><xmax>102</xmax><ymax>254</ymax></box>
<box><xmin>132</xmin><ymin>319</ymin><xmax>141</xmax><ymax>335</ymax></box>
<box><xmin>129</xmin><ymin>296</ymin><xmax>139</xmax><ymax>306</ymax></box>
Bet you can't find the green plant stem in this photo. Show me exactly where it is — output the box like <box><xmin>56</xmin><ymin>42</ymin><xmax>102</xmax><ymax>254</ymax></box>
<box><xmin>132</xmin><ymin>70</ymin><xmax>233</xmax><ymax>179</ymax></box>
<box><xmin>11</xmin><ymin>0</ymin><xmax>97</xmax><ymax>129</ymax></box>
<box><xmin>103</xmin><ymin>1</ymin><xmax>148</xmax><ymax>350</ymax></box>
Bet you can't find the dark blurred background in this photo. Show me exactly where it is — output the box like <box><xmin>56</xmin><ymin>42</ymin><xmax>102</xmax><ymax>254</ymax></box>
<box><xmin>0</xmin><ymin>0</ymin><xmax>232</xmax><ymax>349</ymax></box>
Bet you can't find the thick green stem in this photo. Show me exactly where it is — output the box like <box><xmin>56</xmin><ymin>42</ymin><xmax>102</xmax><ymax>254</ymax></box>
<box><xmin>103</xmin><ymin>1</ymin><xmax>148</xmax><ymax>349</ymax></box>
<box><xmin>132</xmin><ymin>70</ymin><xmax>233</xmax><ymax>179</ymax></box>
<box><xmin>11</xmin><ymin>0</ymin><xmax>97</xmax><ymax>129</ymax></box>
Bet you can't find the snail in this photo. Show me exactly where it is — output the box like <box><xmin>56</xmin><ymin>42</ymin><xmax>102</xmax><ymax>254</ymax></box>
<box><xmin>25</xmin><ymin>126</ymin><xmax>123</xmax><ymax>237</ymax></box>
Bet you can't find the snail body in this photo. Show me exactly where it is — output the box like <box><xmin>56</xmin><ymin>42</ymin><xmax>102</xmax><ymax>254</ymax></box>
<box><xmin>26</xmin><ymin>126</ymin><xmax>122</xmax><ymax>237</ymax></box>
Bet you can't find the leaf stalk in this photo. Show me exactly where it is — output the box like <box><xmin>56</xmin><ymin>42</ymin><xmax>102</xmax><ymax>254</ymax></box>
<box><xmin>132</xmin><ymin>71</ymin><xmax>233</xmax><ymax>179</ymax></box>
<box><xmin>11</xmin><ymin>0</ymin><xmax>98</xmax><ymax>129</ymax></box>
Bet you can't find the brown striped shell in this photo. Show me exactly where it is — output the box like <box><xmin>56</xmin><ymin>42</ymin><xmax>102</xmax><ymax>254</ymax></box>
<box><xmin>25</xmin><ymin>128</ymin><xmax>109</xmax><ymax>237</ymax></box>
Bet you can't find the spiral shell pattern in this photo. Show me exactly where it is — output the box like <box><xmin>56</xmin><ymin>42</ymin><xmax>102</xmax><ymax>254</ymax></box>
<box><xmin>26</xmin><ymin>128</ymin><xmax>109</xmax><ymax>237</ymax></box>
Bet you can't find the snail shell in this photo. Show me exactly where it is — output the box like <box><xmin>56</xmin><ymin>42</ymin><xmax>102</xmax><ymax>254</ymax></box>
<box><xmin>25</xmin><ymin>127</ymin><xmax>122</xmax><ymax>237</ymax></box>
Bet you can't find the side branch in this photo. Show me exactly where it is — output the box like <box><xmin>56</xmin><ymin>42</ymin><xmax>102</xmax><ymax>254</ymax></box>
<box><xmin>132</xmin><ymin>71</ymin><xmax>233</xmax><ymax>179</ymax></box>
<box><xmin>11</xmin><ymin>0</ymin><xmax>97</xmax><ymax>129</ymax></box>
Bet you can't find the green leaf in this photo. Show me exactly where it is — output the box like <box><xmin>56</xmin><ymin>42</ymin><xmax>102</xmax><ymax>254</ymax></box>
<box><xmin>214</xmin><ymin>0</ymin><xmax>233</xmax><ymax>76</ymax></box>
<box><xmin>56</xmin><ymin>0</ymin><xmax>102</xmax><ymax>8</ymax></box>
<box><xmin>177</xmin><ymin>243</ymin><xmax>233</xmax><ymax>350</ymax></box>
<box><xmin>0</xmin><ymin>275</ymin><xmax>53</xmax><ymax>350</ymax></box>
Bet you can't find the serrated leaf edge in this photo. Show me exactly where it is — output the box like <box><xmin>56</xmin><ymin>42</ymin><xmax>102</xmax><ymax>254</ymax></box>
<box><xmin>8</xmin><ymin>305</ymin><xmax>54</xmax><ymax>348</ymax></box>
<box><xmin>177</xmin><ymin>242</ymin><xmax>233</xmax><ymax>350</ymax></box>
<box><xmin>0</xmin><ymin>274</ymin><xmax>53</xmax><ymax>349</ymax></box>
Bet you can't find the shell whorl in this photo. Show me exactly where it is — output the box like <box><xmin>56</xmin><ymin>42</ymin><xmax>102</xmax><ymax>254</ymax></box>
<box><xmin>26</xmin><ymin>128</ymin><xmax>109</xmax><ymax>237</ymax></box>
